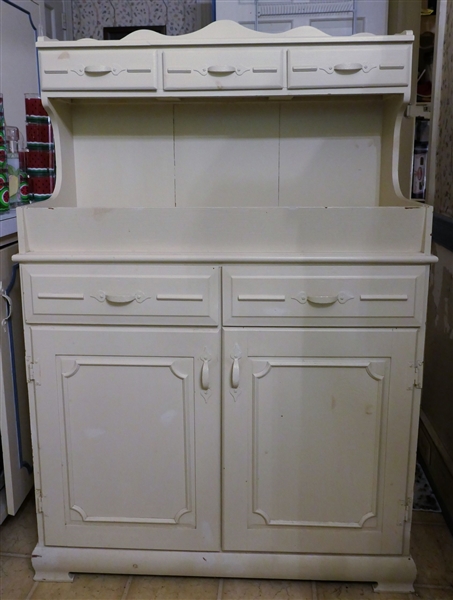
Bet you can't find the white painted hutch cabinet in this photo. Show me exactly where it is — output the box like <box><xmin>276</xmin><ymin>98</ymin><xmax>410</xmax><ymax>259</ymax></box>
<box><xmin>14</xmin><ymin>21</ymin><xmax>436</xmax><ymax>592</ymax></box>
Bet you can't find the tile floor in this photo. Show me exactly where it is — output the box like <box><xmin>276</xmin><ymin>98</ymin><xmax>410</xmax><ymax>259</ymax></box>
<box><xmin>1</xmin><ymin>494</ymin><xmax>453</xmax><ymax>600</ymax></box>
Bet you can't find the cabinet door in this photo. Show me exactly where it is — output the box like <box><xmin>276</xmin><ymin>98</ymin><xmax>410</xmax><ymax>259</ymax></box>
<box><xmin>30</xmin><ymin>326</ymin><xmax>220</xmax><ymax>551</ymax></box>
<box><xmin>223</xmin><ymin>328</ymin><xmax>417</xmax><ymax>555</ymax></box>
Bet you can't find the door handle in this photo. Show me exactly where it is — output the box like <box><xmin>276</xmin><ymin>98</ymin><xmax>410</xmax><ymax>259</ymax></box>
<box><xmin>201</xmin><ymin>358</ymin><xmax>210</xmax><ymax>390</ymax></box>
<box><xmin>230</xmin><ymin>343</ymin><xmax>242</xmax><ymax>389</ymax></box>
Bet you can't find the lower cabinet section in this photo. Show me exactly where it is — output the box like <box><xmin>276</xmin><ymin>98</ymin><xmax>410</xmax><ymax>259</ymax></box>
<box><xmin>29</xmin><ymin>324</ymin><xmax>417</xmax><ymax>558</ymax></box>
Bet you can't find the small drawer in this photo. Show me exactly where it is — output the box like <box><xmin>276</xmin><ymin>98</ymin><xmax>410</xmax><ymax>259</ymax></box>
<box><xmin>223</xmin><ymin>265</ymin><xmax>425</xmax><ymax>326</ymax></box>
<box><xmin>288</xmin><ymin>44</ymin><xmax>411</xmax><ymax>90</ymax></box>
<box><xmin>22</xmin><ymin>264</ymin><xmax>219</xmax><ymax>326</ymax></box>
<box><xmin>163</xmin><ymin>48</ymin><xmax>284</xmax><ymax>91</ymax></box>
<box><xmin>40</xmin><ymin>49</ymin><xmax>157</xmax><ymax>91</ymax></box>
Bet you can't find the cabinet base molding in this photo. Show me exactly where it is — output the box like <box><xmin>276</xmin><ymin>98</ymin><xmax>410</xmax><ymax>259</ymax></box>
<box><xmin>31</xmin><ymin>545</ymin><xmax>416</xmax><ymax>592</ymax></box>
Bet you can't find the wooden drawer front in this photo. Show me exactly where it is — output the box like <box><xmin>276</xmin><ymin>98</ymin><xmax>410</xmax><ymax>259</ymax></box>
<box><xmin>288</xmin><ymin>45</ymin><xmax>411</xmax><ymax>90</ymax></box>
<box><xmin>163</xmin><ymin>49</ymin><xmax>284</xmax><ymax>91</ymax></box>
<box><xmin>22</xmin><ymin>265</ymin><xmax>219</xmax><ymax>326</ymax></box>
<box><xmin>40</xmin><ymin>50</ymin><xmax>157</xmax><ymax>91</ymax></box>
<box><xmin>223</xmin><ymin>266</ymin><xmax>425</xmax><ymax>326</ymax></box>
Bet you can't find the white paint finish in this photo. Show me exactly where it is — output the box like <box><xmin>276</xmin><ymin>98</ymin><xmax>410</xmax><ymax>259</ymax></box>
<box><xmin>22</xmin><ymin>264</ymin><xmax>220</xmax><ymax>325</ymax></box>
<box><xmin>163</xmin><ymin>48</ymin><xmax>284</xmax><ymax>90</ymax></box>
<box><xmin>15</xmin><ymin>23</ymin><xmax>434</xmax><ymax>590</ymax></box>
<box><xmin>72</xmin><ymin>102</ymin><xmax>175</xmax><ymax>208</ymax></box>
<box><xmin>40</xmin><ymin>49</ymin><xmax>158</xmax><ymax>91</ymax></box>
<box><xmin>278</xmin><ymin>98</ymin><xmax>382</xmax><ymax>206</ymax></box>
<box><xmin>287</xmin><ymin>44</ymin><xmax>412</xmax><ymax>89</ymax></box>
<box><xmin>30</xmin><ymin>544</ymin><xmax>417</xmax><ymax>589</ymax></box>
<box><xmin>174</xmin><ymin>103</ymin><xmax>280</xmax><ymax>207</ymax></box>
<box><xmin>18</xmin><ymin>206</ymin><xmax>430</xmax><ymax>254</ymax></box>
<box><xmin>223</xmin><ymin>264</ymin><xmax>426</xmax><ymax>326</ymax></box>
<box><xmin>222</xmin><ymin>328</ymin><xmax>417</xmax><ymax>554</ymax></box>
<box><xmin>30</xmin><ymin>326</ymin><xmax>221</xmax><ymax>550</ymax></box>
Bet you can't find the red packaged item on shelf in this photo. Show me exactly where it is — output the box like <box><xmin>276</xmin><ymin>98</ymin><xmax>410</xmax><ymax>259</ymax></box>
<box><xmin>26</xmin><ymin>122</ymin><xmax>54</xmax><ymax>143</ymax></box>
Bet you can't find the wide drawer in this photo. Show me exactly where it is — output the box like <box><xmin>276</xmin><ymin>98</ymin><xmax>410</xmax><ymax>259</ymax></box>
<box><xmin>40</xmin><ymin>49</ymin><xmax>157</xmax><ymax>91</ymax></box>
<box><xmin>22</xmin><ymin>265</ymin><xmax>219</xmax><ymax>326</ymax></box>
<box><xmin>223</xmin><ymin>265</ymin><xmax>426</xmax><ymax>326</ymax></box>
<box><xmin>162</xmin><ymin>48</ymin><xmax>284</xmax><ymax>91</ymax></box>
<box><xmin>287</xmin><ymin>44</ymin><xmax>411</xmax><ymax>90</ymax></box>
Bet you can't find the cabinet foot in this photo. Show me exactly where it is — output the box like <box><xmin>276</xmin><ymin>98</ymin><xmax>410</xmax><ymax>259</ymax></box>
<box><xmin>32</xmin><ymin>546</ymin><xmax>74</xmax><ymax>582</ymax></box>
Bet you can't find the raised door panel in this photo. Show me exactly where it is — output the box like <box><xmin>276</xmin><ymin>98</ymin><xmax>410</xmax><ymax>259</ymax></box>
<box><xmin>222</xmin><ymin>328</ymin><xmax>417</xmax><ymax>554</ymax></box>
<box><xmin>30</xmin><ymin>327</ymin><xmax>220</xmax><ymax>550</ymax></box>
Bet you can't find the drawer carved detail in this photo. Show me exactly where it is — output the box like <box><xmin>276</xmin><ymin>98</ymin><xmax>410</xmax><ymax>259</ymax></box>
<box><xmin>90</xmin><ymin>290</ymin><xmax>151</xmax><ymax>304</ymax></box>
<box><xmin>292</xmin><ymin>291</ymin><xmax>354</xmax><ymax>305</ymax></box>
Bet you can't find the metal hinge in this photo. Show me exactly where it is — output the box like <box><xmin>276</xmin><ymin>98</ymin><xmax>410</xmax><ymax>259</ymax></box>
<box><xmin>36</xmin><ymin>490</ymin><xmax>43</xmax><ymax>513</ymax></box>
<box><xmin>407</xmin><ymin>361</ymin><xmax>423</xmax><ymax>390</ymax></box>
<box><xmin>413</xmin><ymin>361</ymin><xmax>423</xmax><ymax>389</ymax></box>
<box><xmin>404</xmin><ymin>500</ymin><xmax>411</xmax><ymax>523</ymax></box>
<box><xmin>398</xmin><ymin>498</ymin><xmax>412</xmax><ymax>525</ymax></box>
<box><xmin>406</xmin><ymin>103</ymin><xmax>431</xmax><ymax>119</ymax></box>
<box><xmin>27</xmin><ymin>360</ymin><xmax>41</xmax><ymax>385</ymax></box>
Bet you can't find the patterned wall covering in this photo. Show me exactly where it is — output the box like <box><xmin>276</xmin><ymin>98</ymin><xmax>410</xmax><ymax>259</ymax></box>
<box><xmin>434</xmin><ymin>0</ymin><xmax>453</xmax><ymax>218</ymax></box>
<box><xmin>72</xmin><ymin>0</ymin><xmax>204</xmax><ymax>40</ymax></box>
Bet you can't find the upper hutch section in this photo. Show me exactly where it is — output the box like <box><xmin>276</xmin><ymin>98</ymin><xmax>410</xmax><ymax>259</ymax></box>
<box><xmin>39</xmin><ymin>20</ymin><xmax>413</xmax><ymax>98</ymax></box>
<box><xmin>28</xmin><ymin>21</ymin><xmax>425</xmax><ymax>221</ymax></box>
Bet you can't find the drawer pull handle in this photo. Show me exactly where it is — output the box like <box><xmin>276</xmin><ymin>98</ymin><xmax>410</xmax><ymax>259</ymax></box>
<box><xmin>292</xmin><ymin>292</ymin><xmax>354</xmax><ymax>305</ymax></box>
<box><xmin>91</xmin><ymin>291</ymin><xmax>150</xmax><ymax>304</ymax></box>
<box><xmin>156</xmin><ymin>294</ymin><xmax>203</xmax><ymax>301</ymax></box>
<box><xmin>105</xmin><ymin>294</ymin><xmax>136</xmax><ymax>304</ymax></box>
<box><xmin>238</xmin><ymin>294</ymin><xmax>285</xmax><ymax>302</ymax></box>
<box><xmin>334</xmin><ymin>63</ymin><xmax>363</xmax><ymax>73</ymax></box>
<box><xmin>84</xmin><ymin>65</ymin><xmax>112</xmax><ymax>75</ymax></box>
<box><xmin>360</xmin><ymin>294</ymin><xmax>408</xmax><ymax>301</ymax></box>
<box><xmin>307</xmin><ymin>295</ymin><xmax>338</xmax><ymax>305</ymax></box>
<box><xmin>207</xmin><ymin>66</ymin><xmax>237</xmax><ymax>75</ymax></box>
<box><xmin>231</xmin><ymin>343</ymin><xmax>242</xmax><ymax>390</ymax></box>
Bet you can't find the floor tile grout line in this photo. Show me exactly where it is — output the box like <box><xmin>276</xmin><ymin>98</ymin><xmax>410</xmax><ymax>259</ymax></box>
<box><xmin>121</xmin><ymin>574</ymin><xmax>133</xmax><ymax>600</ymax></box>
<box><xmin>25</xmin><ymin>580</ymin><xmax>39</xmax><ymax>600</ymax></box>
<box><xmin>415</xmin><ymin>584</ymin><xmax>453</xmax><ymax>590</ymax></box>
<box><xmin>216</xmin><ymin>578</ymin><xmax>224</xmax><ymax>600</ymax></box>
<box><xmin>0</xmin><ymin>551</ymin><xmax>32</xmax><ymax>558</ymax></box>
<box><xmin>311</xmin><ymin>580</ymin><xmax>318</xmax><ymax>600</ymax></box>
